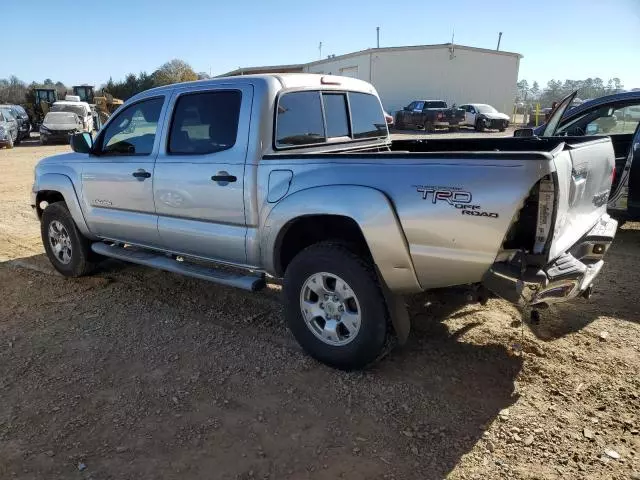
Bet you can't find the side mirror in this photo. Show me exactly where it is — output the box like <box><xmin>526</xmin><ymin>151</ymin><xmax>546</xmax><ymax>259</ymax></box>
<box><xmin>514</xmin><ymin>128</ymin><xmax>535</xmax><ymax>138</ymax></box>
<box><xmin>70</xmin><ymin>132</ymin><xmax>93</xmax><ymax>153</ymax></box>
<box><xmin>404</xmin><ymin>106</ymin><xmax>411</xmax><ymax>111</ymax></box>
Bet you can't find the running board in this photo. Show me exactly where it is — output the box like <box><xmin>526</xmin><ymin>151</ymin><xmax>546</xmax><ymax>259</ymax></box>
<box><xmin>91</xmin><ymin>242</ymin><xmax>265</xmax><ymax>292</ymax></box>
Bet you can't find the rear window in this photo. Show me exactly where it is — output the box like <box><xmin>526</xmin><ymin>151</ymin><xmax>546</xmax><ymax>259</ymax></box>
<box><xmin>322</xmin><ymin>93</ymin><xmax>349</xmax><ymax>138</ymax></box>
<box><xmin>276</xmin><ymin>91</ymin><xmax>325</xmax><ymax>147</ymax></box>
<box><xmin>275</xmin><ymin>90</ymin><xmax>386</xmax><ymax>148</ymax></box>
<box><xmin>348</xmin><ymin>92</ymin><xmax>387</xmax><ymax>139</ymax></box>
<box><xmin>168</xmin><ymin>90</ymin><xmax>241</xmax><ymax>154</ymax></box>
<box><xmin>424</xmin><ymin>101</ymin><xmax>448</xmax><ymax>108</ymax></box>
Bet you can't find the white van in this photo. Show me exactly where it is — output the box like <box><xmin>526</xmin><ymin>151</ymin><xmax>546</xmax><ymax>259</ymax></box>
<box><xmin>50</xmin><ymin>100</ymin><xmax>94</xmax><ymax>132</ymax></box>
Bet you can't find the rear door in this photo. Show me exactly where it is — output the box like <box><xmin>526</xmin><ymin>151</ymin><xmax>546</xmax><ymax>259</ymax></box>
<box><xmin>153</xmin><ymin>84</ymin><xmax>252</xmax><ymax>264</ymax></box>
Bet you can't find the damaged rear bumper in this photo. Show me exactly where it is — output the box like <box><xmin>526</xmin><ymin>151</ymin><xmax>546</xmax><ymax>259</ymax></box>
<box><xmin>483</xmin><ymin>214</ymin><xmax>617</xmax><ymax>306</ymax></box>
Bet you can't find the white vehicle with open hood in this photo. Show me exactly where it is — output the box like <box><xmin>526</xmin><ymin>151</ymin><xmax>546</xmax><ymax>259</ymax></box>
<box><xmin>50</xmin><ymin>100</ymin><xmax>94</xmax><ymax>133</ymax></box>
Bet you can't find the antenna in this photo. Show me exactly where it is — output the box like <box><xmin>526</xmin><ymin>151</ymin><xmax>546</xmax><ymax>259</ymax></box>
<box><xmin>319</xmin><ymin>42</ymin><xmax>323</xmax><ymax>60</ymax></box>
<box><xmin>376</xmin><ymin>27</ymin><xmax>380</xmax><ymax>48</ymax></box>
<box><xmin>496</xmin><ymin>32</ymin><xmax>503</xmax><ymax>51</ymax></box>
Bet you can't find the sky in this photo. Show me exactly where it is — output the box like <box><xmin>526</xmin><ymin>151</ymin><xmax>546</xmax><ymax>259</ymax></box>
<box><xmin>3</xmin><ymin>0</ymin><xmax>640</xmax><ymax>89</ymax></box>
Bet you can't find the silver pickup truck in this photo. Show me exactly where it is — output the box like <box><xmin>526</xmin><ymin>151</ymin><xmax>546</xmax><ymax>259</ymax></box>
<box><xmin>32</xmin><ymin>74</ymin><xmax>618</xmax><ymax>370</ymax></box>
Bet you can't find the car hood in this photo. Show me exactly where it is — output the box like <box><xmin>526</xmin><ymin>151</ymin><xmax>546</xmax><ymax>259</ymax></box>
<box><xmin>480</xmin><ymin>112</ymin><xmax>509</xmax><ymax>120</ymax></box>
<box><xmin>43</xmin><ymin>120</ymin><xmax>78</xmax><ymax>130</ymax></box>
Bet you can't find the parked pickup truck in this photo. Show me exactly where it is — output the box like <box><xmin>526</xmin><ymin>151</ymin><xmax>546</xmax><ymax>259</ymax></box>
<box><xmin>394</xmin><ymin>100</ymin><xmax>465</xmax><ymax>131</ymax></box>
<box><xmin>33</xmin><ymin>74</ymin><xmax>618</xmax><ymax>370</ymax></box>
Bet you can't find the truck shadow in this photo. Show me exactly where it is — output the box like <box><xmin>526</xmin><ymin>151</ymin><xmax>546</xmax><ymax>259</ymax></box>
<box><xmin>1</xmin><ymin>253</ymin><xmax>521</xmax><ymax>479</ymax></box>
<box><xmin>526</xmin><ymin>224</ymin><xmax>640</xmax><ymax>340</ymax></box>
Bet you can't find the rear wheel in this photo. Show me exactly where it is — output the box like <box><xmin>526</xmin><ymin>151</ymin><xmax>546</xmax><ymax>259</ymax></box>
<box><xmin>284</xmin><ymin>243</ymin><xmax>390</xmax><ymax>370</ymax></box>
<box><xmin>41</xmin><ymin>202</ymin><xmax>96</xmax><ymax>277</ymax></box>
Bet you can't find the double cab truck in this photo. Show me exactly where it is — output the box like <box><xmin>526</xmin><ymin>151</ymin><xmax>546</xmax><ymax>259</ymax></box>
<box><xmin>33</xmin><ymin>74</ymin><xmax>618</xmax><ymax>370</ymax></box>
<box><xmin>394</xmin><ymin>100</ymin><xmax>466</xmax><ymax>131</ymax></box>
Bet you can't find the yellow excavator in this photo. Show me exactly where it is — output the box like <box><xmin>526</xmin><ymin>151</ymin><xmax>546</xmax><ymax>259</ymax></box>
<box><xmin>72</xmin><ymin>85</ymin><xmax>124</xmax><ymax>128</ymax></box>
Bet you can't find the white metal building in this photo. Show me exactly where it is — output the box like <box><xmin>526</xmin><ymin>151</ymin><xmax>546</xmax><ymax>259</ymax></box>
<box><xmin>221</xmin><ymin>44</ymin><xmax>522</xmax><ymax>115</ymax></box>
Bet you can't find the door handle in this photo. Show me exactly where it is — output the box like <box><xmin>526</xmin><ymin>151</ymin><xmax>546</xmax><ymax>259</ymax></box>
<box><xmin>211</xmin><ymin>172</ymin><xmax>237</xmax><ymax>184</ymax></box>
<box><xmin>132</xmin><ymin>169</ymin><xmax>151</xmax><ymax>179</ymax></box>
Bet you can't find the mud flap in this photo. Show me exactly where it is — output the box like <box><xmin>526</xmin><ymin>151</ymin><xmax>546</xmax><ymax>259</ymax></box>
<box><xmin>378</xmin><ymin>269</ymin><xmax>411</xmax><ymax>345</ymax></box>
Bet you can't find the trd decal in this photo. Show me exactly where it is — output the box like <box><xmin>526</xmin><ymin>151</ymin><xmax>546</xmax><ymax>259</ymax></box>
<box><xmin>415</xmin><ymin>185</ymin><xmax>499</xmax><ymax>219</ymax></box>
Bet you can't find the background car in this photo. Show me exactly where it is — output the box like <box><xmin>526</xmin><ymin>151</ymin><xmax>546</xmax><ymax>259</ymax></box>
<box><xmin>458</xmin><ymin>104</ymin><xmax>510</xmax><ymax>131</ymax></box>
<box><xmin>39</xmin><ymin>111</ymin><xmax>84</xmax><ymax>145</ymax></box>
<box><xmin>0</xmin><ymin>104</ymin><xmax>30</xmax><ymax>141</ymax></box>
<box><xmin>0</xmin><ymin>108</ymin><xmax>19</xmax><ymax>149</ymax></box>
<box><xmin>515</xmin><ymin>90</ymin><xmax>640</xmax><ymax>225</ymax></box>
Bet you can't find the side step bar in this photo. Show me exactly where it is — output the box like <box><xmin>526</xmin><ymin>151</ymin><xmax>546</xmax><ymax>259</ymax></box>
<box><xmin>91</xmin><ymin>242</ymin><xmax>265</xmax><ymax>292</ymax></box>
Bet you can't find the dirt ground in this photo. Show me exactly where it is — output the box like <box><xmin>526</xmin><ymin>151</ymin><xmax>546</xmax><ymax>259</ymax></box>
<box><xmin>0</xmin><ymin>136</ymin><xmax>638</xmax><ymax>480</ymax></box>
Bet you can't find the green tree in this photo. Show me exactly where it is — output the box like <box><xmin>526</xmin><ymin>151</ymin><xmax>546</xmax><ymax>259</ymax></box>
<box><xmin>530</xmin><ymin>81</ymin><xmax>540</xmax><ymax>98</ymax></box>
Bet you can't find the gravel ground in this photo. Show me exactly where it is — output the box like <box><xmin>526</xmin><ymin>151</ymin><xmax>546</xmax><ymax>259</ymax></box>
<box><xmin>0</xmin><ymin>136</ymin><xmax>638</xmax><ymax>479</ymax></box>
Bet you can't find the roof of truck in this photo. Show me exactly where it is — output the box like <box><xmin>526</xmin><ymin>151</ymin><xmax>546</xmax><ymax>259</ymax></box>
<box><xmin>133</xmin><ymin>73</ymin><xmax>377</xmax><ymax>100</ymax></box>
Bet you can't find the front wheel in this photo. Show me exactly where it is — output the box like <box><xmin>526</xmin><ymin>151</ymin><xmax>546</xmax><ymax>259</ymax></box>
<box><xmin>41</xmin><ymin>202</ymin><xmax>96</xmax><ymax>277</ymax></box>
<box><xmin>284</xmin><ymin>243</ymin><xmax>390</xmax><ymax>370</ymax></box>
<box><xmin>475</xmin><ymin>120</ymin><xmax>485</xmax><ymax>132</ymax></box>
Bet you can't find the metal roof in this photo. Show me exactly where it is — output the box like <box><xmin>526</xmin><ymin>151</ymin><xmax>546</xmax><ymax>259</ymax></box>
<box><xmin>218</xmin><ymin>43</ymin><xmax>523</xmax><ymax>77</ymax></box>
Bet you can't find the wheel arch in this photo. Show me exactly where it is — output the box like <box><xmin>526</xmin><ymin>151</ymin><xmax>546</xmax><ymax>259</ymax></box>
<box><xmin>34</xmin><ymin>173</ymin><xmax>95</xmax><ymax>239</ymax></box>
<box><xmin>261</xmin><ymin>185</ymin><xmax>421</xmax><ymax>294</ymax></box>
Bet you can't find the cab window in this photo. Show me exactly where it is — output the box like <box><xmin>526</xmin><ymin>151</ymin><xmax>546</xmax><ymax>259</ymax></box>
<box><xmin>99</xmin><ymin>97</ymin><xmax>164</xmax><ymax>156</ymax></box>
<box><xmin>168</xmin><ymin>91</ymin><xmax>241</xmax><ymax>154</ymax></box>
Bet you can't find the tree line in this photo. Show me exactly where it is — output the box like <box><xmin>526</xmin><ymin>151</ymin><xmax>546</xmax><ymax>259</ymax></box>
<box><xmin>516</xmin><ymin>77</ymin><xmax>625</xmax><ymax>108</ymax></box>
<box><xmin>0</xmin><ymin>59</ymin><xmax>208</xmax><ymax>105</ymax></box>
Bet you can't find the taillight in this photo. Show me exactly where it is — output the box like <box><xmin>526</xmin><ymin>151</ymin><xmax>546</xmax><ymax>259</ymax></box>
<box><xmin>611</xmin><ymin>166</ymin><xmax>616</xmax><ymax>186</ymax></box>
<box><xmin>437</xmin><ymin>112</ymin><xmax>443</xmax><ymax>120</ymax></box>
<box><xmin>533</xmin><ymin>176</ymin><xmax>555</xmax><ymax>255</ymax></box>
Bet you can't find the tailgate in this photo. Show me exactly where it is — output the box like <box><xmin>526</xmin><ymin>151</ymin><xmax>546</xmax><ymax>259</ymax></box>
<box><xmin>546</xmin><ymin>138</ymin><xmax>615</xmax><ymax>261</ymax></box>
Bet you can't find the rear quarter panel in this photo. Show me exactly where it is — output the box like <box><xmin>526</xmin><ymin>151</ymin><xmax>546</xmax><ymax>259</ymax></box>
<box><xmin>258</xmin><ymin>155</ymin><xmax>554</xmax><ymax>289</ymax></box>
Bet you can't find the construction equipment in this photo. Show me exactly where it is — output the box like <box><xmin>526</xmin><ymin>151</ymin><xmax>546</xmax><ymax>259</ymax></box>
<box><xmin>72</xmin><ymin>85</ymin><xmax>124</xmax><ymax>127</ymax></box>
<box><xmin>27</xmin><ymin>88</ymin><xmax>59</xmax><ymax>128</ymax></box>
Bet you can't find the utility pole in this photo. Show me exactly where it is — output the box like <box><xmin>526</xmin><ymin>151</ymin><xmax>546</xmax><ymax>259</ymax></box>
<box><xmin>376</xmin><ymin>27</ymin><xmax>380</xmax><ymax>48</ymax></box>
<box><xmin>319</xmin><ymin>42</ymin><xmax>323</xmax><ymax>60</ymax></box>
<box><xmin>496</xmin><ymin>32</ymin><xmax>503</xmax><ymax>51</ymax></box>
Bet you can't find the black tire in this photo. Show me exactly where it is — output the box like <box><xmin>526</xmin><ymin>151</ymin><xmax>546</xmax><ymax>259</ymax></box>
<box><xmin>41</xmin><ymin>202</ymin><xmax>96</xmax><ymax>277</ymax></box>
<box><xmin>284</xmin><ymin>243</ymin><xmax>390</xmax><ymax>370</ymax></box>
<box><xmin>499</xmin><ymin>127</ymin><xmax>506</xmax><ymax>132</ymax></box>
<box><xmin>425</xmin><ymin>121</ymin><xmax>435</xmax><ymax>133</ymax></box>
<box><xmin>475</xmin><ymin>120</ymin><xmax>485</xmax><ymax>132</ymax></box>
<box><xmin>14</xmin><ymin>133</ymin><xmax>21</xmax><ymax>146</ymax></box>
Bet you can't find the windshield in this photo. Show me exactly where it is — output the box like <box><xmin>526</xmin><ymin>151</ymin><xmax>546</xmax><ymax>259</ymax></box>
<box><xmin>542</xmin><ymin>91</ymin><xmax>577</xmax><ymax>137</ymax></box>
<box><xmin>476</xmin><ymin>104</ymin><xmax>498</xmax><ymax>114</ymax></box>
<box><xmin>45</xmin><ymin>112</ymin><xmax>79</xmax><ymax>124</ymax></box>
<box><xmin>0</xmin><ymin>108</ymin><xmax>14</xmax><ymax>120</ymax></box>
<box><xmin>51</xmin><ymin>104</ymin><xmax>87</xmax><ymax>117</ymax></box>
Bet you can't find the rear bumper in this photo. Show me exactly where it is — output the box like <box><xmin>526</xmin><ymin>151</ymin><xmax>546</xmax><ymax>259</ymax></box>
<box><xmin>483</xmin><ymin>214</ymin><xmax>617</xmax><ymax>306</ymax></box>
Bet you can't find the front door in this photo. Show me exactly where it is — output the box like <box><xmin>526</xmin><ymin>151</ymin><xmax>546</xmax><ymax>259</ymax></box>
<box><xmin>153</xmin><ymin>85</ymin><xmax>253</xmax><ymax>265</ymax></box>
<box><xmin>465</xmin><ymin>106</ymin><xmax>477</xmax><ymax>126</ymax></box>
<box><xmin>79</xmin><ymin>95</ymin><xmax>167</xmax><ymax>247</ymax></box>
